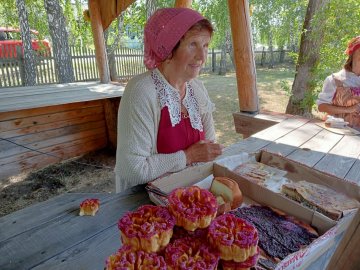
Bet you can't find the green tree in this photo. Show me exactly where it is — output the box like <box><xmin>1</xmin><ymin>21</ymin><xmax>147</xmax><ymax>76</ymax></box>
<box><xmin>44</xmin><ymin>0</ymin><xmax>74</xmax><ymax>83</ymax></box>
<box><xmin>314</xmin><ymin>0</ymin><xmax>360</xmax><ymax>97</ymax></box>
<box><xmin>16</xmin><ymin>0</ymin><xmax>37</xmax><ymax>86</ymax></box>
<box><xmin>286</xmin><ymin>0</ymin><xmax>329</xmax><ymax>115</ymax></box>
<box><xmin>250</xmin><ymin>0</ymin><xmax>307</xmax><ymax>54</ymax></box>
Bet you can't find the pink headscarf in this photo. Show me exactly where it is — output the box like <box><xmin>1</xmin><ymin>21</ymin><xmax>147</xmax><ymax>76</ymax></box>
<box><xmin>345</xmin><ymin>36</ymin><xmax>360</xmax><ymax>55</ymax></box>
<box><xmin>144</xmin><ymin>8</ymin><xmax>205</xmax><ymax>70</ymax></box>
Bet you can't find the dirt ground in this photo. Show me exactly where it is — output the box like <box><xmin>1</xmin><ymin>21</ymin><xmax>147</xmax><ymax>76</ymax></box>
<box><xmin>0</xmin><ymin>67</ymin><xmax>296</xmax><ymax>217</ymax></box>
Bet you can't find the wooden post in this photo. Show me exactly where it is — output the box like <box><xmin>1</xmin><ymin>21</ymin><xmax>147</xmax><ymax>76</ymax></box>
<box><xmin>89</xmin><ymin>0</ymin><xmax>110</xmax><ymax>83</ymax></box>
<box><xmin>174</xmin><ymin>0</ymin><xmax>192</xmax><ymax>8</ymax></box>
<box><xmin>228</xmin><ymin>0</ymin><xmax>258</xmax><ymax>113</ymax></box>
<box><xmin>102</xmin><ymin>98</ymin><xmax>121</xmax><ymax>151</ymax></box>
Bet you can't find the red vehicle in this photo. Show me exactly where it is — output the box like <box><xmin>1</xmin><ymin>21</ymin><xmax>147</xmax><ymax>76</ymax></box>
<box><xmin>0</xmin><ymin>27</ymin><xmax>51</xmax><ymax>58</ymax></box>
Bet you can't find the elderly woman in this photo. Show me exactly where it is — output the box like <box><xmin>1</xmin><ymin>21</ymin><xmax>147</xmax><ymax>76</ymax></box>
<box><xmin>317</xmin><ymin>36</ymin><xmax>360</xmax><ymax>129</ymax></box>
<box><xmin>115</xmin><ymin>8</ymin><xmax>222</xmax><ymax>192</ymax></box>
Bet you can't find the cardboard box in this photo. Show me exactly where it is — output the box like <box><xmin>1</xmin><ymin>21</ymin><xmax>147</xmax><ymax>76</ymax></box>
<box><xmin>147</xmin><ymin>151</ymin><xmax>360</xmax><ymax>270</ymax></box>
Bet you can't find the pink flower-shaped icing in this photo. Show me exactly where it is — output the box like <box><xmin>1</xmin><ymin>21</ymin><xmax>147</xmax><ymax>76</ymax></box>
<box><xmin>118</xmin><ymin>205</ymin><xmax>175</xmax><ymax>239</ymax></box>
<box><xmin>168</xmin><ymin>186</ymin><xmax>217</xmax><ymax>222</ymax></box>
<box><xmin>165</xmin><ymin>236</ymin><xmax>219</xmax><ymax>270</ymax></box>
<box><xmin>208</xmin><ymin>213</ymin><xmax>258</xmax><ymax>247</ymax></box>
<box><xmin>105</xmin><ymin>245</ymin><xmax>167</xmax><ymax>270</ymax></box>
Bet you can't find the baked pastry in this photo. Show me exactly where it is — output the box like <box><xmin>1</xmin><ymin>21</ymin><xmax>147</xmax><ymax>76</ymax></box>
<box><xmin>221</xmin><ymin>247</ymin><xmax>260</xmax><ymax>270</ymax></box>
<box><xmin>118</xmin><ymin>205</ymin><xmax>175</xmax><ymax>253</ymax></box>
<box><xmin>165</xmin><ymin>236</ymin><xmax>219</xmax><ymax>269</ymax></box>
<box><xmin>210</xmin><ymin>177</ymin><xmax>243</xmax><ymax>213</ymax></box>
<box><xmin>208</xmin><ymin>213</ymin><xmax>258</xmax><ymax>262</ymax></box>
<box><xmin>105</xmin><ymin>245</ymin><xmax>167</xmax><ymax>270</ymax></box>
<box><xmin>282</xmin><ymin>181</ymin><xmax>360</xmax><ymax>220</ymax></box>
<box><xmin>233</xmin><ymin>161</ymin><xmax>287</xmax><ymax>188</ymax></box>
<box><xmin>232</xmin><ymin>205</ymin><xmax>318</xmax><ymax>264</ymax></box>
<box><xmin>79</xmin><ymin>198</ymin><xmax>99</xmax><ymax>216</ymax></box>
<box><xmin>168</xmin><ymin>186</ymin><xmax>217</xmax><ymax>231</ymax></box>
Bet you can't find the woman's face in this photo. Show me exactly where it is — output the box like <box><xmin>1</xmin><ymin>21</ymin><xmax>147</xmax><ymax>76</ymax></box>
<box><xmin>352</xmin><ymin>49</ymin><xmax>360</xmax><ymax>76</ymax></box>
<box><xmin>168</xmin><ymin>28</ymin><xmax>211</xmax><ymax>81</ymax></box>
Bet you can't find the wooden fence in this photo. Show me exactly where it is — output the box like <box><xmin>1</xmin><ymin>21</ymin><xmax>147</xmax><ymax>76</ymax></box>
<box><xmin>0</xmin><ymin>45</ymin><xmax>293</xmax><ymax>88</ymax></box>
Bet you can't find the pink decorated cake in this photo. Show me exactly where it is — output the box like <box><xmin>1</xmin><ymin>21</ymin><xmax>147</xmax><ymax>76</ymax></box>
<box><xmin>79</xmin><ymin>198</ymin><xmax>99</xmax><ymax>216</ymax></box>
<box><xmin>105</xmin><ymin>245</ymin><xmax>166</xmax><ymax>270</ymax></box>
<box><xmin>168</xmin><ymin>186</ymin><xmax>218</xmax><ymax>231</ymax></box>
<box><xmin>221</xmin><ymin>247</ymin><xmax>260</xmax><ymax>270</ymax></box>
<box><xmin>118</xmin><ymin>205</ymin><xmax>175</xmax><ymax>253</ymax></box>
<box><xmin>165</xmin><ymin>236</ymin><xmax>219</xmax><ymax>269</ymax></box>
<box><xmin>208</xmin><ymin>213</ymin><xmax>258</xmax><ymax>263</ymax></box>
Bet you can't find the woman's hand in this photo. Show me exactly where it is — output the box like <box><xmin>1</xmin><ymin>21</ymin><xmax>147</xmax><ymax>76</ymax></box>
<box><xmin>184</xmin><ymin>140</ymin><xmax>223</xmax><ymax>165</ymax></box>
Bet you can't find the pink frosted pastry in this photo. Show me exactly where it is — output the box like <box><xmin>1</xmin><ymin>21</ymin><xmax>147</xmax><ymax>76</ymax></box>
<box><xmin>221</xmin><ymin>247</ymin><xmax>260</xmax><ymax>270</ymax></box>
<box><xmin>79</xmin><ymin>198</ymin><xmax>99</xmax><ymax>216</ymax></box>
<box><xmin>208</xmin><ymin>213</ymin><xmax>258</xmax><ymax>262</ymax></box>
<box><xmin>105</xmin><ymin>245</ymin><xmax>167</xmax><ymax>270</ymax></box>
<box><xmin>165</xmin><ymin>236</ymin><xmax>219</xmax><ymax>270</ymax></box>
<box><xmin>168</xmin><ymin>186</ymin><xmax>218</xmax><ymax>231</ymax></box>
<box><xmin>118</xmin><ymin>205</ymin><xmax>175</xmax><ymax>253</ymax></box>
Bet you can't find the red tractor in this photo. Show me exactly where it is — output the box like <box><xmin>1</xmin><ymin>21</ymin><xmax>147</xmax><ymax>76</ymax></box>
<box><xmin>0</xmin><ymin>27</ymin><xmax>51</xmax><ymax>58</ymax></box>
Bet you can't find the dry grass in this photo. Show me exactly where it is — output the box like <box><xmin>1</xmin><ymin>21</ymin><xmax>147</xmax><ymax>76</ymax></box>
<box><xmin>203</xmin><ymin>65</ymin><xmax>294</xmax><ymax>146</ymax></box>
<box><xmin>0</xmin><ymin>65</ymin><xmax>295</xmax><ymax>217</ymax></box>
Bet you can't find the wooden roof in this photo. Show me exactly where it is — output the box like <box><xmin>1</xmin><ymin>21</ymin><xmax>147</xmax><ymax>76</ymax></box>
<box><xmin>95</xmin><ymin>0</ymin><xmax>135</xmax><ymax>30</ymax></box>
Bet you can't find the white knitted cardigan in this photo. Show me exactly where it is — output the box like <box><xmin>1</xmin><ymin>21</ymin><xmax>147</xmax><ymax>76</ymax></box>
<box><xmin>115</xmin><ymin>68</ymin><xmax>216</xmax><ymax>193</ymax></box>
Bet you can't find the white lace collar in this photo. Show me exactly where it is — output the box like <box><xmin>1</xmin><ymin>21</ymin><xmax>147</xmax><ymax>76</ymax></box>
<box><xmin>151</xmin><ymin>69</ymin><xmax>203</xmax><ymax>131</ymax></box>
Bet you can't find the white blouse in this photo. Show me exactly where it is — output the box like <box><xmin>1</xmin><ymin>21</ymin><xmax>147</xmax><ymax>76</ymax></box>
<box><xmin>317</xmin><ymin>69</ymin><xmax>360</xmax><ymax>105</ymax></box>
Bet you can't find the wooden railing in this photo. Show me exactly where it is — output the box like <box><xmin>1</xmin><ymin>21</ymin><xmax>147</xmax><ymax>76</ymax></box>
<box><xmin>0</xmin><ymin>45</ymin><xmax>293</xmax><ymax>88</ymax></box>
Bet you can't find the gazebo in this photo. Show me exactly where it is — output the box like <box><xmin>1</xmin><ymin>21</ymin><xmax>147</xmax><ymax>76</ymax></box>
<box><xmin>0</xmin><ymin>2</ymin><xmax>359</xmax><ymax>269</ymax></box>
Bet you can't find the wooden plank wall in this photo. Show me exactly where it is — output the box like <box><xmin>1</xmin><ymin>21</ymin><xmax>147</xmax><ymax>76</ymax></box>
<box><xmin>0</xmin><ymin>100</ymin><xmax>109</xmax><ymax>180</ymax></box>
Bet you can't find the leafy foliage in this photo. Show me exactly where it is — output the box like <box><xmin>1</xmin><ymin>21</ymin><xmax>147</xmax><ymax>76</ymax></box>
<box><xmin>313</xmin><ymin>0</ymin><xmax>360</xmax><ymax>97</ymax></box>
<box><xmin>250</xmin><ymin>0</ymin><xmax>307</xmax><ymax>50</ymax></box>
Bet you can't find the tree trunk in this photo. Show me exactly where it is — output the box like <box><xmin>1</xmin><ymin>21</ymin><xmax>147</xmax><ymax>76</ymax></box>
<box><xmin>268</xmin><ymin>31</ymin><xmax>274</xmax><ymax>69</ymax></box>
<box><xmin>146</xmin><ymin>0</ymin><xmax>157</xmax><ymax>19</ymax></box>
<box><xmin>16</xmin><ymin>0</ymin><xmax>36</xmax><ymax>86</ymax></box>
<box><xmin>225</xmin><ymin>30</ymin><xmax>235</xmax><ymax>71</ymax></box>
<box><xmin>261</xmin><ymin>47</ymin><xmax>266</xmax><ymax>67</ymax></box>
<box><xmin>218</xmin><ymin>40</ymin><xmax>227</xmax><ymax>75</ymax></box>
<box><xmin>44</xmin><ymin>0</ymin><xmax>74</xmax><ymax>83</ymax></box>
<box><xmin>286</xmin><ymin>0</ymin><xmax>328</xmax><ymax>115</ymax></box>
<box><xmin>105</xmin><ymin>14</ymin><xmax>125</xmax><ymax>81</ymax></box>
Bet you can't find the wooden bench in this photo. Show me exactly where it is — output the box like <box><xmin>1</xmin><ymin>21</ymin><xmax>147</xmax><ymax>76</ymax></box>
<box><xmin>233</xmin><ymin>110</ymin><xmax>293</xmax><ymax>138</ymax></box>
<box><xmin>0</xmin><ymin>82</ymin><xmax>124</xmax><ymax>180</ymax></box>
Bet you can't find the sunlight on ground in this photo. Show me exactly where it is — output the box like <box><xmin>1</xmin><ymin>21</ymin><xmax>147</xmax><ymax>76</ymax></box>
<box><xmin>0</xmin><ymin>173</ymin><xmax>28</xmax><ymax>189</ymax></box>
<box><xmin>201</xmin><ymin>66</ymin><xmax>295</xmax><ymax>146</ymax></box>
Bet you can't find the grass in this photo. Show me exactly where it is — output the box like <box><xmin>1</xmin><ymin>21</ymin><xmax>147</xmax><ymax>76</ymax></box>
<box><xmin>202</xmin><ymin>64</ymin><xmax>295</xmax><ymax>146</ymax></box>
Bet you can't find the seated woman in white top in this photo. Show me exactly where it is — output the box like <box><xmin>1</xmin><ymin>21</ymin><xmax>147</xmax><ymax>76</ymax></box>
<box><xmin>317</xmin><ymin>36</ymin><xmax>360</xmax><ymax>130</ymax></box>
<box><xmin>115</xmin><ymin>8</ymin><xmax>223</xmax><ymax>193</ymax></box>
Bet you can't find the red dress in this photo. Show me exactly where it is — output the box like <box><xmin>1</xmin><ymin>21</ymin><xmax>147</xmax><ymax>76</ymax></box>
<box><xmin>332</xmin><ymin>78</ymin><xmax>360</xmax><ymax>130</ymax></box>
<box><xmin>157</xmin><ymin>107</ymin><xmax>204</xmax><ymax>154</ymax></box>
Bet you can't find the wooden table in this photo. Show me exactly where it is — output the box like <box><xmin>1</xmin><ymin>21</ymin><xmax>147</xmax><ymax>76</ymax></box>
<box><xmin>1</xmin><ymin>116</ymin><xmax>360</xmax><ymax>269</ymax></box>
<box><xmin>224</xmin><ymin>116</ymin><xmax>360</xmax><ymax>185</ymax></box>
<box><xmin>0</xmin><ymin>186</ymin><xmax>150</xmax><ymax>270</ymax></box>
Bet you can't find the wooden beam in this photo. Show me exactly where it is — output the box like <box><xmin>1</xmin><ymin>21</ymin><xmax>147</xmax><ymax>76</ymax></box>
<box><xmin>102</xmin><ymin>98</ymin><xmax>121</xmax><ymax>151</ymax></box>
<box><xmin>233</xmin><ymin>110</ymin><xmax>291</xmax><ymax>138</ymax></box>
<box><xmin>174</xmin><ymin>0</ymin><xmax>192</xmax><ymax>8</ymax></box>
<box><xmin>228</xmin><ymin>0</ymin><xmax>258</xmax><ymax>113</ymax></box>
<box><xmin>89</xmin><ymin>0</ymin><xmax>110</xmax><ymax>83</ymax></box>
